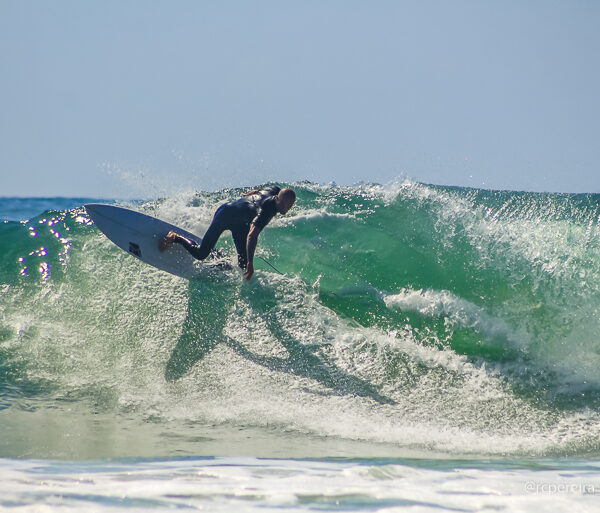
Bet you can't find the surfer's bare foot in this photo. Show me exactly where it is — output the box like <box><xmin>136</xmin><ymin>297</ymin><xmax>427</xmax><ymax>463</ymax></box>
<box><xmin>159</xmin><ymin>231</ymin><xmax>178</xmax><ymax>252</ymax></box>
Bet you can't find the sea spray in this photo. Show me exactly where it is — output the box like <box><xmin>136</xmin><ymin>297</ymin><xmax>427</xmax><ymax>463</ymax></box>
<box><xmin>1</xmin><ymin>181</ymin><xmax>600</xmax><ymax>459</ymax></box>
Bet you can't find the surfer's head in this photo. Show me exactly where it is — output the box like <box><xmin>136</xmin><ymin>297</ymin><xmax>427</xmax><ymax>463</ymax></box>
<box><xmin>276</xmin><ymin>188</ymin><xmax>296</xmax><ymax>214</ymax></box>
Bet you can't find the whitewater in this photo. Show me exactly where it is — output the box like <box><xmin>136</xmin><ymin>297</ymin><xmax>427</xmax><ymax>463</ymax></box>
<box><xmin>1</xmin><ymin>181</ymin><xmax>600</xmax><ymax>511</ymax></box>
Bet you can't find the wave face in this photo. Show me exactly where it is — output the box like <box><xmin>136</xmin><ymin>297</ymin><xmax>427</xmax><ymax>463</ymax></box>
<box><xmin>2</xmin><ymin>182</ymin><xmax>600</xmax><ymax>458</ymax></box>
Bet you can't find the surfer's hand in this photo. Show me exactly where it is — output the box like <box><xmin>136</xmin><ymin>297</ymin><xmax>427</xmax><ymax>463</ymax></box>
<box><xmin>244</xmin><ymin>262</ymin><xmax>254</xmax><ymax>281</ymax></box>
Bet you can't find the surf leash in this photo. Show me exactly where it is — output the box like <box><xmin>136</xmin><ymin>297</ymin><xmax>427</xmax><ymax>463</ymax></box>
<box><xmin>257</xmin><ymin>256</ymin><xmax>284</xmax><ymax>275</ymax></box>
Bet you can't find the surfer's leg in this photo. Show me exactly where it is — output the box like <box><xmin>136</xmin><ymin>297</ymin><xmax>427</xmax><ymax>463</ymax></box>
<box><xmin>174</xmin><ymin>217</ymin><xmax>228</xmax><ymax>260</ymax></box>
<box><xmin>231</xmin><ymin>227</ymin><xmax>249</xmax><ymax>269</ymax></box>
<box><xmin>192</xmin><ymin>221</ymin><xmax>225</xmax><ymax>259</ymax></box>
<box><xmin>161</xmin><ymin>222</ymin><xmax>224</xmax><ymax>260</ymax></box>
<box><xmin>190</xmin><ymin>204</ymin><xmax>236</xmax><ymax>259</ymax></box>
<box><xmin>161</xmin><ymin>204</ymin><xmax>229</xmax><ymax>260</ymax></box>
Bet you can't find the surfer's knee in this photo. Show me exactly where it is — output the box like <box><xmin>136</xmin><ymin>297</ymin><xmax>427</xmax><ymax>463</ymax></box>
<box><xmin>187</xmin><ymin>242</ymin><xmax>211</xmax><ymax>260</ymax></box>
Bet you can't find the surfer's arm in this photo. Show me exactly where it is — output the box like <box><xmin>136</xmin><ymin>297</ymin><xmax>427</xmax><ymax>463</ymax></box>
<box><xmin>243</xmin><ymin>186</ymin><xmax>280</xmax><ymax>197</ymax></box>
<box><xmin>244</xmin><ymin>225</ymin><xmax>261</xmax><ymax>280</ymax></box>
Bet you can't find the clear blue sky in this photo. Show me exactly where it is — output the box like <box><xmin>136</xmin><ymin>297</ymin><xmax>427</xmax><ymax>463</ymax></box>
<box><xmin>1</xmin><ymin>0</ymin><xmax>599</xmax><ymax>197</ymax></box>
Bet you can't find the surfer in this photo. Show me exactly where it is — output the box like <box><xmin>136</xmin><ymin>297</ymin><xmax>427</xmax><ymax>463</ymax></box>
<box><xmin>159</xmin><ymin>186</ymin><xmax>295</xmax><ymax>280</ymax></box>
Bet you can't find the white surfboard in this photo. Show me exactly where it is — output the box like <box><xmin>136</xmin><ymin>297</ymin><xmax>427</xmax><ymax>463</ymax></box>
<box><xmin>85</xmin><ymin>203</ymin><xmax>223</xmax><ymax>280</ymax></box>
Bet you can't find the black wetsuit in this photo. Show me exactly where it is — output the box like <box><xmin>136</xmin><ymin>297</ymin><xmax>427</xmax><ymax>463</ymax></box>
<box><xmin>174</xmin><ymin>186</ymin><xmax>280</xmax><ymax>268</ymax></box>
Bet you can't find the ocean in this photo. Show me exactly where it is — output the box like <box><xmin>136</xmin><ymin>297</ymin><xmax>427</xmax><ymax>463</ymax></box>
<box><xmin>1</xmin><ymin>181</ymin><xmax>600</xmax><ymax>511</ymax></box>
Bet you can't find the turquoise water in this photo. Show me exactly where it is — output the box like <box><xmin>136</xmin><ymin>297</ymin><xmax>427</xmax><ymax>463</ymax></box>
<box><xmin>1</xmin><ymin>182</ymin><xmax>600</xmax><ymax>511</ymax></box>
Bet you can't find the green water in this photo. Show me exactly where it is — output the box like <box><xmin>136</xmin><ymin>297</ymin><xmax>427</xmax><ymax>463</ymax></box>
<box><xmin>1</xmin><ymin>182</ymin><xmax>600</xmax><ymax>460</ymax></box>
